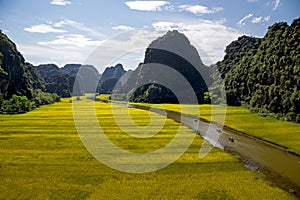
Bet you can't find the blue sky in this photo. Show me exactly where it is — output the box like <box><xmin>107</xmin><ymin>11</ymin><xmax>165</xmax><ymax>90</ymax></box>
<box><xmin>0</xmin><ymin>0</ymin><xmax>299</xmax><ymax>72</ymax></box>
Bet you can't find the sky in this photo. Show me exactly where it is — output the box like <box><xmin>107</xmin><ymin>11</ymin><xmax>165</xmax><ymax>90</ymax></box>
<box><xmin>0</xmin><ymin>0</ymin><xmax>299</xmax><ymax>73</ymax></box>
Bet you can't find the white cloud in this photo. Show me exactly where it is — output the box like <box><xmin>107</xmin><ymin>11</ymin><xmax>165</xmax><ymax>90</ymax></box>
<box><xmin>19</xmin><ymin>34</ymin><xmax>102</xmax><ymax>67</ymax></box>
<box><xmin>237</xmin><ymin>13</ymin><xmax>254</xmax><ymax>26</ymax></box>
<box><xmin>264</xmin><ymin>16</ymin><xmax>270</xmax><ymax>22</ymax></box>
<box><xmin>247</xmin><ymin>0</ymin><xmax>258</xmax><ymax>2</ymax></box>
<box><xmin>19</xmin><ymin>44</ymin><xmax>92</xmax><ymax>67</ymax></box>
<box><xmin>151</xmin><ymin>22</ymin><xmax>179</xmax><ymax>30</ymax></box>
<box><xmin>251</xmin><ymin>16</ymin><xmax>270</xmax><ymax>23</ymax></box>
<box><xmin>272</xmin><ymin>0</ymin><xmax>280</xmax><ymax>10</ymax></box>
<box><xmin>124</xmin><ymin>1</ymin><xmax>223</xmax><ymax>15</ymax></box>
<box><xmin>252</xmin><ymin>17</ymin><xmax>262</xmax><ymax>23</ymax></box>
<box><xmin>179</xmin><ymin>5</ymin><xmax>223</xmax><ymax>15</ymax></box>
<box><xmin>22</xmin><ymin>19</ymin><xmax>106</xmax><ymax>67</ymax></box>
<box><xmin>50</xmin><ymin>0</ymin><xmax>72</xmax><ymax>6</ymax></box>
<box><xmin>125</xmin><ymin>1</ymin><xmax>170</xmax><ymax>11</ymax></box>
<box><xmin>24</xmin><ymin>20</ymin><xmax>104</xmax><ymax>38</ymax></box>
<box><xmin>152</xmin><ymin>19</ymin><xmax>242</xmax><ymax>65</ymax></box>
<box><xmin>24</xmin><ymin>24</ymin><xmax>67</xmax><ymax>33</ymax></box>
<box><xmin>53</xmin><ymin>20</ymin><xmax>104</xmax><ymax>38</ymax></box>
<box><xmin>112</xmin><ymin>25</ymin><xmax>135</xmax><ymax>31</ymax></box>
<box><xmin>164</xmin><ymin>4</ymin><xmax>176</xmax><ymax>12</ymax></box>
<box><xmin>38</xmin><ymin>34</ymin><xmax>102</xmax><ymax>48</ymax></box>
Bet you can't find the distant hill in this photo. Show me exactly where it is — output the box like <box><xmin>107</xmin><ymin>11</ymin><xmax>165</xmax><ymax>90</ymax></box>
<box><xmin>100</xmin><ymin>63</ymin><xmax>126</xmax><ymax>82</ymax></box>
<box><xmin>36</xmin><ymin>64</ymin><xmax>72</xmax><ymax>97</ymax></box>
<box><xmin>61</xmin><ymin>64</ymin><xmax>81</xmax><ymax>74</ymax></box>
<box><xmin>213</xmin><ymin>17</ymin><xmax>300</xmax><ymax>122</ymax></box>
<box><xmin>36</xmin><ymin>64</ymin><xmax>100</xmax><ymax>97</ymax></box>
<box><xmin>114</xmin><ymin>30</ymin><xmax>211</xmax><ymax>103</ymax></box>
<box><xmin>0</xmin><ymin>31</ymin><xmax>45</xmax><ymax>99</ymax></box>
<box><xmin>97</xmin><ymin>63</ymin><xmax>126</xmax><ymax>94</ymax></box>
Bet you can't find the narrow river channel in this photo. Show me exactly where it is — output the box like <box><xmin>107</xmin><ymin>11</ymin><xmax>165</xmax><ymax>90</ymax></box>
<box><xmin>99</xmin><ymin>100</ymin><xmax>300</xmax><ymax>197</ymax></box>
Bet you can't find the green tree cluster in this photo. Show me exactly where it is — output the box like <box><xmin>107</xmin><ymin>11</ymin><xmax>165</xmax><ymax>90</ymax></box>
<box><xmin>130</xmin><ymin>83</ymin><xmax>178</xmax><ymax>103</ymax></box>
<box><xmin>0</xmin><ymin>91</ymin><xmax>60</xmax><ymax>114</ymax></box>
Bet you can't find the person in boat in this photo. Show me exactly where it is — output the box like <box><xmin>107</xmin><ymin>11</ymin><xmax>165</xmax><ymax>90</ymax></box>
<box><xmin>228</xmin><ymin>136</ymin><xmax>235</xmax><ymax>142</ymax></box>
<box><xmin>217</xmin><ymin>129</ymin><xmax>221</xmax><ymax>133</ymax></box>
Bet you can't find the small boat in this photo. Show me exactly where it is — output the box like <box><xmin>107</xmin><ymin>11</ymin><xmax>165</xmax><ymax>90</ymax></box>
<box><xmin>228</xmin><ymin>137</ymin><xmax>235</xmax><ymax>143</ymax></box>
<box><xmin>217</xmin><ymin>129</ymin><xmax>221</xmax><ymax>133</ymax></box>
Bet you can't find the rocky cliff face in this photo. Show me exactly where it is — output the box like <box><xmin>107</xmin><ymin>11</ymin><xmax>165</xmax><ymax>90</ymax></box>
<box><xmin>115</xmin><ymin>30</ymin><xmax>211</xmax><ymax>103</ymax></box>
<box><xmin>0</xmin><ymin>31</ymin><xmax>45</xmax><ymax>99</ymax></box>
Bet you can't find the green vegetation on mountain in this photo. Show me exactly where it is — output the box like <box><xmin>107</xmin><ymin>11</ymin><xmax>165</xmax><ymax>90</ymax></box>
<box><xmin>37</xmin><ymin>64</ymin><xmax>71</xmax><ymax>97</ymax></box>
<box><xmin>0</xmin><ymin>31</ymin><xmax>45</xmax><ymax>98</ymax></box>
<box><xmin>0</xmin><ymin>31</ymin><xmax>60</xmax><ymax>114</ymax></box>
<box><xmin>213</xmin><ymin>17</ymin><xmax>300</xmax><ymax>122</ymax></box>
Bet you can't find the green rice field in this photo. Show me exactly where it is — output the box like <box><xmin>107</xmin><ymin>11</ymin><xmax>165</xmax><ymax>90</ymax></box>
<box><xmin>0</xmin><ymin>98</ymin><xmax>296</xmax><ymax>199</ymax></box>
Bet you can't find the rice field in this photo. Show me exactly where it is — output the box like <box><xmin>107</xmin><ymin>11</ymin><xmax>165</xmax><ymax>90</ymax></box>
<box><xmin>133</xmin><ymin>103</ymin><xmax>300</xmax><ymax>155</ymax></box>
<box><xmin>0</xmin><ymin>98</ymin><xmax>295</xmax><ymax>199</ymax></box>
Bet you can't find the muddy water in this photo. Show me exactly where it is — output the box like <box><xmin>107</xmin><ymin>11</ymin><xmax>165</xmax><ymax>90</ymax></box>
<box><xmin>125</xmin><ymin>104</ymin><xmax>300</xmax><ymax>197</ymax></box>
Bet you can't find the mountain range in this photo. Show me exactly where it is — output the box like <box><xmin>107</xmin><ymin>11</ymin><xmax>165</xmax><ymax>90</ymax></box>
<box><xmin>0</xmin><ymin>17</ymin><xmax>299</xmax><ymax>122</ymax></box>
<box><xmin>36</xmin><ymin>63</ymin><xmax>100</xmax><ymax>97</ymax></box>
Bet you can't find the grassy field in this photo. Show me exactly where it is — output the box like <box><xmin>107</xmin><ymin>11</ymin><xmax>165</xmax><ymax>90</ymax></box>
<box><xmin>132</xmin><ymin>102</ymin><xmax>300</xmax><ymax>155</ymax></box>
<box><xmin>0</xmin><ymin>98</ymin><xmax>296</xmax><ymax>199</ymax></box>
